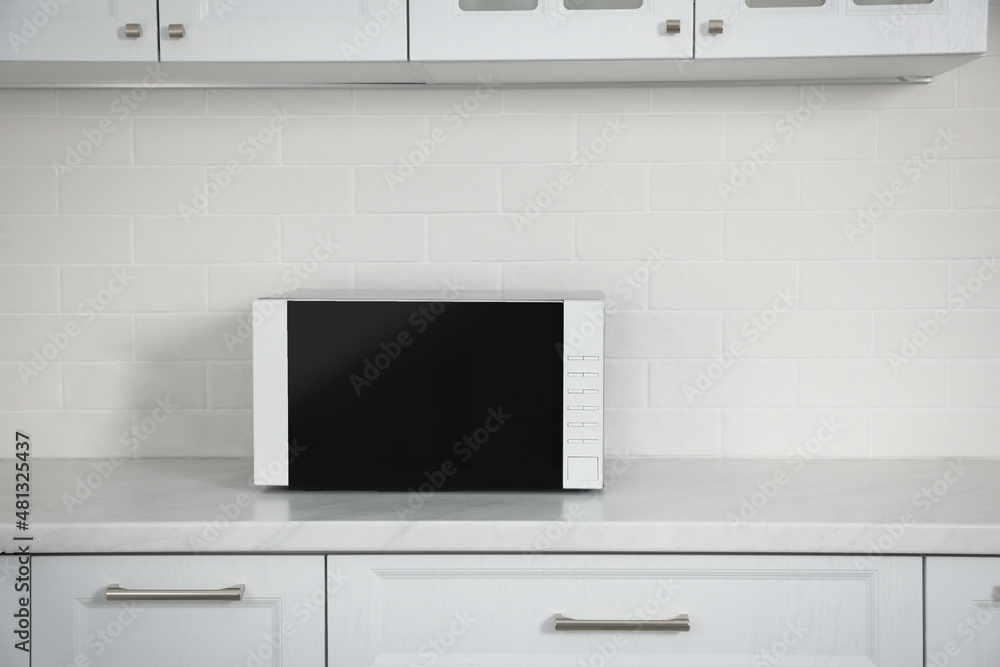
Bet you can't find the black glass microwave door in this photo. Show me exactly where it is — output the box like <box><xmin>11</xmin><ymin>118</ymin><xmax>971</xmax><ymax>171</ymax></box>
<box><xmin>286</xmin><ymin>300</ymin><xmax>564</xmax><ymax>490</ymax></box>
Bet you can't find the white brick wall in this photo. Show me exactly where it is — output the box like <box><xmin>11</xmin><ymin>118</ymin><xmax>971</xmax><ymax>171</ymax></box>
<box><xmin>1</xmin><ymin>12</ymin><xmax>999</xmax><ymax>459</ymax></box>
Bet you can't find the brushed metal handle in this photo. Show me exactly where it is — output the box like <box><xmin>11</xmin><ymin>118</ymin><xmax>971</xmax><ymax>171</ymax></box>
<box><xmin>124</xmin><ymin>23</ymin><xmax>142</xmax><ymax>39</ymax></box>
<box><xmin>105</xmin><ymin>584</ymin><xmax>245</xmax><ymax>601</ymax></box>
<box><xmin>664</xmin><ymin>19</ymin><xmax>681</xmax><ymax>34</ymax></box>
<box><xmin>554</xmin><ymin>613</ymin><xmax>690</xmax><ymax>632</ymax></box>
<box><xmin>708</xmin><ymin>19</ymin><xmax>724</xmax><ymax>35</ymax></box>
<box><xmin>167</xmin><ymin>24</ymin><xmax>186</xmax><ymax>39</ymax></box>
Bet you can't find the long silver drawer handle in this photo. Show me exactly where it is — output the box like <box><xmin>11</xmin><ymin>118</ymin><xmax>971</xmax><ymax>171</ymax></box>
<box><xmin>105</xmin><ymin>584</ymin><xmax>245</xmax><ymax>601</ymax></box>
<box><xmin>554</xmin><ymin>613</ymin><xmax>690</xmax><ymax>632</ymax></box>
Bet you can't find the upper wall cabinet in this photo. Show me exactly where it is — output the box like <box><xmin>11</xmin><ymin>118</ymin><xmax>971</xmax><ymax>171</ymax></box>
<box><xmin>158</xmin><ymin>0</ymin><xmax>407</xmax><ymax>62</ymax></box>
<box><xmin>0</xmin><ymin>0</ymin><xmax>989</xmax><ymax>84</ymax></box>
<box><xmin>0</xmin><ymin>0</ymin><xmax>157</xmax><ymax>61</ymax></box>
<box><xmin>693</xmin><ymin>0</ymin><xmax>989</xmax><ymax>59</ymax></box>
<box><xmin>410</xmin><ymin>0</ymin><xmax>694</xmax><ymax>62</ymax></box>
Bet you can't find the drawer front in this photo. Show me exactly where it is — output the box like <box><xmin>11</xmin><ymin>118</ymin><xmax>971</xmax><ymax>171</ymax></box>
<box><xmin>34</xmin><ymin>555</ymin><xmax>325</xmax><ymax>667</ymax></box>
<box><xmin>328</xmin><ymin>554</ymin><xmax>922</xmax><ymax>666</ymax></box>
<box><xmin>926</xmin><ymin>557</ymin><xmax>1000</xmax><ymax>667</ymax></box>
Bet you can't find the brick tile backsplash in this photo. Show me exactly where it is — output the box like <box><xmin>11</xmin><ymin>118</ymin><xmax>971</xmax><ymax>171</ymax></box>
<box><xmin>2</xmin><ymin>23</ymin><xmax>1000</xmax><ymax>458</ymax></box>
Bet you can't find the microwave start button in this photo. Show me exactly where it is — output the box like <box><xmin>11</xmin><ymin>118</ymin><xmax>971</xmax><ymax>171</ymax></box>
<box><xmin>567</xmin><ymin>456</ymin><xmax>600</xmax><ymax>482</ymax></box>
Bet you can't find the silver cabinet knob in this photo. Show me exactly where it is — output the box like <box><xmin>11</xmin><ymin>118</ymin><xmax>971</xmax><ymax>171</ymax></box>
<box><xmin>708</xmin><ymin>19</ymin><xmax>724</xmax><ymax>35</ymax></box>
<box><xmin>664</xmin><ymin>19</ymin><xmax>681</xmax><ymax>34</ymax></box>
<box><xmin>124</xmin><ymin>23</ymin><xmax>142</xmax><ymax>39</ymax></box>
<box><xmin>167</xmin><ymin>24</ymin><xmax>186</xmax><ymax>39</ymax></box>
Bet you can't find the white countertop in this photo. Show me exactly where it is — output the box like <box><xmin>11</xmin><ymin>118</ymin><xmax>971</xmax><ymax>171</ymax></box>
<box><xmin>2</xmin><ymin>457</ymin><xmax>998</xmax><ymax>555</ymax></box>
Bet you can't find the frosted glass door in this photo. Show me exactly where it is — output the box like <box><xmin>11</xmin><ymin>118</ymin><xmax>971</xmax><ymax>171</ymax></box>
<box><xmin>693</xmin><ymin>0</ymin><xmax>987</xmax><ymax>59</ymax></box>
<box><xmin>410</xmin><ymin>0</ymin><xmax>693</xmax><ymax>62</ymax></box>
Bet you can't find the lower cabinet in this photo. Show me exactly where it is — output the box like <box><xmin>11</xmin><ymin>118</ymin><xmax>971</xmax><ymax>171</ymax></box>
<box><xmin>327</xmin><ymin>554</ymin><xmax>923</xmax><ymax>666</ymax></box>
<box><xmin>33</xmin><ymin>555</ymin><xmax>325</xmax><ymax>667</ymax></box>
<box><xmin>926</xmin><ymin>557</ymin><xmax>1000</xmax><ymax>667</ymax></box>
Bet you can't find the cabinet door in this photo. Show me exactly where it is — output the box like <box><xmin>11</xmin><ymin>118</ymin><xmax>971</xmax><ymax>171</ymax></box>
<box><xmin>158</xmin><ymin>0</ymin><xmax>407</xmax><ymax>62</ymax></box>
<box><xmin>0</xmin><ymin>0</ymin><xmax>156</xmax><ymax>61</ymax></box>
<box><xmin>410</xmin><ymin>0</ymin><xmax>693</xmax><ymax>62</ymax></box>
<box><xmin>693</xmin><ymin>0</ymin><xmax>988</xmax><ymax>59</ymax></box>
<box><xmin>926</xmin><ymin>557</ymin><xmax>1000</xmax><ymax>667</ymax></box>
<box><xmin>33</xmin><ymin>555</ymin><xmax>325</xmax><ymax>667</ymax></box>
<box><xmin>328</xmin><ymin>553</ymin><xmax>923</xmax><ymax>666</ymax></box>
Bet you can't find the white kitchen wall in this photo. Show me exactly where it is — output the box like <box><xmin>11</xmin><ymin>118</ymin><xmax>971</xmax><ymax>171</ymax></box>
<box><xmin>0</xmin><ymin>12</ymin><xmax>998</xmax><ymax>460</ymax></box>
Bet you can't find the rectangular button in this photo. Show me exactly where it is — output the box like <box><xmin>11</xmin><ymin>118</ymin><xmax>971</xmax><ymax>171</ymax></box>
<box><xmin>582</xmin><ymin>356</ymin><xmax>600</xmax><ymax>361</ymax></box>
<box><xmin>567</xmin><ymin>456</ymin><xmax>600</xmax><ymax>482</ymax></box>
<box><xmin>567</xmin><ymin>372</ymin><xmax>599</xmax><ymax>377</ymax></box>
<box><xmin>567</xmin><ymin>422</ymin><xmax>599</xmax><ymax>427</ymax></box>
<box><xmin>567</xmin><ymin>389</ymin><xmax>599</xmax><ymax>395</ymax></box>
<box><xmin>567</xmin><ymin>406</ymin><xmax>599</xmax><ymax>411</ymax></box>
<box><xmin>567</xmin><ymin>355</ymin><xmax>585</xmax><ymax>360</ymax></box>
<box><xmin>567</xmin><ymin>438</ymin><xmax>601</xmax><ymax>444</ymax></box>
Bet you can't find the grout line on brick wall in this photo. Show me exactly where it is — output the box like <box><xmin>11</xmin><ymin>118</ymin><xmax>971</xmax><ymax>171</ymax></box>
<box><xmin>945</xmin><ymin>362</ymin><xmax>951</xmax><ymax>409</ymax></box>
<box><xmin>948</xmin><ymin>161</ymin><xmax>955</xmax><ymax>209</ymax></box>
<box><xmin>423</xmin><ymin>214</ymin><xmax>430</xmax><ymax>262</ymax></box>
<box><xmin>869</xmin><ymin>312</ymin><xmax>875</xmax><ymax>360</ymax></box>
<box><xmin>868</xmin><ymin>409</ymin><xmax>874</xmax><ymax>458</ymax></box>
<box><xmin>872</xmin><ymin>111</ymin><xmax>880</xmax><ymax>160</ymax></box>
<box><xmin>718</xmin><ymin>212</ymin><xmax>725</xmax><ymax>261</ymax></box>
<box><xmin>952</xmin><ymin>66</ymin><xmax>959</xmax><ymax>110</ymax></box>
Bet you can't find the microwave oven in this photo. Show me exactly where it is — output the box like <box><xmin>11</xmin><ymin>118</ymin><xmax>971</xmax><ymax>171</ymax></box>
<box><xmin>252</xmin><ymin>289</ymin><xmax>605</xmax><ymax>491</ymax></box>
